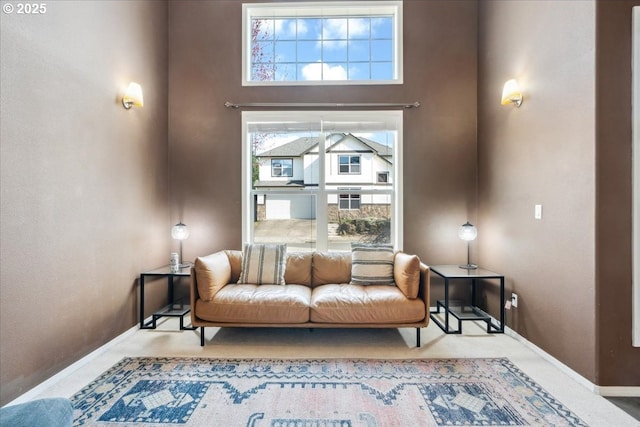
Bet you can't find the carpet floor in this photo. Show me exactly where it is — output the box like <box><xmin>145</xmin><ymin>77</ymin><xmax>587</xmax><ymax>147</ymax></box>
<box><xmin>71</xmin><ymin>357</ymin><xmax>586</xmax><ymax>426</ymax></box>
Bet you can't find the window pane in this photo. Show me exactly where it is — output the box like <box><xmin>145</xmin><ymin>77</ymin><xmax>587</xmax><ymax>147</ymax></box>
<box><xmin>275</xmin><ymin>41</ymin><xmax>296</xmax><ymax>63</ymax></box>
<box><xmin>275</xmin><ymin>63</ymin><xmax>296</xmax><ymax>81</ymax></box>
<box><xmin>349</xmin><ymin>63</ymin><xmax>370</xmax><ymax>80</ymax></box>
<box><xmin>254</xmin><ymin>194</ymin><xmax>317</xmax><ymax>252</ymax></box>
<box><xmin>324</xmin><ymin>63</ymin><xmax>347</xmax><ymax>80</ymax></box>
<box><xmin>349</xmin><ymin>40</ymin><xmax>370</xmax><ymax>62</ymax></box>
<box><xmin>323</xmin><ymin>18</ymin><xmax>348</xmax><ymax>39</ymax></box>
<box><xmin>254</xmin><ymin>41</ymin><xmax>274</xmax><ymax>63</ymax></box>
<box><xmin>371</xmin><ymin>62</ymin><xmax>393</xmax><ymax>80</ymax></box>
<box><xmin>371</xmin><ymin>17</ymin><xmax>393</xmax><ymax>39</ymax></box>
<box><xmin>348</xmin><ymin>18</ymin><xmax>370</xmax><ymax>40</ymax></box>
<box><xmin>323</xmin><ymin>41</ymin><xmax>347</xmax><ymax>62</ymax></box>
<box><xmin>252</xmin><ymin>64</ymin><xmax>275</xmax><ymax>81</ymax></box>
<box><xmin>298</xmin><ymin>63</ymin><xmax>320</xmax><ymax>80</ymax></box>
<box><xmin>371</xmin><ymin>40</ymin><xmax>393</xmax><ymax>61</ymax></box>
<box><xmin>274</xmin><ymin>19</ymin><xmax>296</xmax><ymax>40</ymax></box>
<box><xmin>253</xmin><ymin>19</ymin><xmax>274</xmax><ymax>40</ymax></box>
<box><xmin>329</xmin><ymin>192</ymin><xmax>391</xmax><ymax>251</ymax></box>
<box><xmin>297</xmin><ymin>41</ymin><xmax>321</xmax><ymax>62</ymax></box>
<box><xmin>298</xmin><ymin>18</ymin><xmax>321</xmax><ymax>40</ymax></box>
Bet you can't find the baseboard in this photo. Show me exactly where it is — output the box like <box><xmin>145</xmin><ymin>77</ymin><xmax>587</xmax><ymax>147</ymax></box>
<box><xmin>594</xmin><ymin>386</ymin><xmax>640</xmax><ymax>397</ymax></box>
<box><xmin>4</xmin><ymin>321</ymin><xmax>142</xmax><ymax>407</ymax></box>
<box><xmin>504</xmin><ymin>325</ymin><xmax>640</xmax><ymax>397</ymax></box>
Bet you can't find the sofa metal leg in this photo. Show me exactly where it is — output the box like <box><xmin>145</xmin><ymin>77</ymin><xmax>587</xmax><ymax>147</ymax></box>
<box><xmin>416</xmin><ymin>328</ymin><xmax>421</xmax><ymax>348</ymax></box>
<box><xmin>200</xmin><ymin>327</ymin><xmax>205</xmax><ymax>346</ymax></box>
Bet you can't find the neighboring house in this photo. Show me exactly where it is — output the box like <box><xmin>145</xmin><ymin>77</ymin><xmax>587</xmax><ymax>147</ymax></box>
<box><xmin>254</xmin><ymin>133</ymin><xmax>393</xmax><ymax>221</ymax></box>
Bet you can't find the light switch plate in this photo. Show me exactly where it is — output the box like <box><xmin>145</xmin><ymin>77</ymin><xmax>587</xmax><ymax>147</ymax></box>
<box><xmin>535</xmin><ymin>204</ymin><xmax>543</xmax><ymax>219</ymax></box>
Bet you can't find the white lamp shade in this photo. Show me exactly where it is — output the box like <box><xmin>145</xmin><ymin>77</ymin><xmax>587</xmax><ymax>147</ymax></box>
<box><xmin>123</xmin><ymin>82</ymin><xmax>144</xmax><ymax>109</ymax></box>
<box><xmin>171</xmin><ymin>222</ymin><xmax>189</xmax><ymax>240</ymax></box>
<box><xmin>458</xmin><ymin>222</ymin><xmax>477</xmax><ymax>241</ymax></box>
<box><xmin>501</xmin><ymin>79</ymin><xmax>522</xmax><ymax>106</ymax></box>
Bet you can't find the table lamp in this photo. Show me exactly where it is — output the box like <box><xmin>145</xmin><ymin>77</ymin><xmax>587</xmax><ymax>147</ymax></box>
<box><xmin>458</xmin><ymin>221</ymin><xmax>478</xmax><ymax>270</ymax></box>
<box><xmin>171</xmin><ymin>222</ymin><xmax>190</xmax><ymax>267</ymax></box>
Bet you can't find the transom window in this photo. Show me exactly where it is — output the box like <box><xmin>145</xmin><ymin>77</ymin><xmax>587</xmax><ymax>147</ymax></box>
<box><xmin>243</xmin><ymin>1</ymin><xmax>403</xmax><ymax>86</ymax></box>
<box><xmin>271</xmin><ymin>159</ymin><xmax>293</xmax><ymax>177</ymax></box>
<box><xmin>338</xmin><ymin>155</ymin><xmax>361</xmax><ymax>174</ymax></box>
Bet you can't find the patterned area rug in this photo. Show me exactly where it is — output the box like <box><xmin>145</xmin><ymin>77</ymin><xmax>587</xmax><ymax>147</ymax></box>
<box><xmin>71</xmin><ymin>357</ymin><xmax>586</xmax><ymax>426</ymax></box>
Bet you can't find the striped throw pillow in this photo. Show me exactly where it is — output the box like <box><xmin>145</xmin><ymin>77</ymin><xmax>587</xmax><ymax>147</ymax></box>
<box><xmin>237</xmin><ymin>243</ymin><xmax>287</xmax><ymax>285</ymax></box>
<box><xmin>350</xmin><ymin>243</ymin><xmax>395</xmax><ymax>286</ymax></box>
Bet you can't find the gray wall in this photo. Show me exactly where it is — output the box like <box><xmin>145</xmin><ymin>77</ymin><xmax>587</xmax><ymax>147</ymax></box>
<box><xmin>0</xmin><ymin>1</ymin><xmax>170</xmax><ymax>404</ymax></box>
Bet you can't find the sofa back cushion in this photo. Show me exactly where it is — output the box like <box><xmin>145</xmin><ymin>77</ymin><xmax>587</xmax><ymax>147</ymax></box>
<box><xmin>394</xmin><ymin>252</ymin><xmax>421</xmax><ymax>299</ymax></box>
<box><xmin>195</xmin><ymin>251</ymin><xmax>232</xmax><ymax>301</ymax></box>
<box><xmin>312</xmin><ymin>252</ymin><xmax>352</xmax><ymax>286</ymax></box>
<box><xmin>285</xmin><ymin>252</ymin><xmax>313</xmax><ymax>286</ymax></box>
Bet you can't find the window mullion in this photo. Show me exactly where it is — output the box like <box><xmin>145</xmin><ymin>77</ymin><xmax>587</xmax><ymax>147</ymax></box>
<box><xmin>316</xmin><ymin>126</ymin><xmax>328</xmax><ymax>251</ymax></box>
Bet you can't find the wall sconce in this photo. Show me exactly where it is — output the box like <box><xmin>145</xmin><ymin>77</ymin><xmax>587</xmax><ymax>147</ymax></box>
<box><xmin>501</xmin><ymin>79</ymin><xmax>523</xmax><ymax>107</ymax></box>
<box><xmin>122</xmin><ymin>82</ymin><xmax>144</xmax><ymax>109</ymax></box>
<box><xmin>458</xmin><ymin>221</ymin><xmax>478</xmax><ymax>270</ymax></box>
<box><xmin>171</xmin><ymin>222</ymin><xmax>190</xmax><ymax>267</ymax></box>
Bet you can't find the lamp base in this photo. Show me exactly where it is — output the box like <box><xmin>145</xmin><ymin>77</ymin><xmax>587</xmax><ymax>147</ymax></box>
<box><xmin>458</xmin><ymin>264</ymin><xmax>478</xmax><ymax>270</ymax></box>
<box><xmin>178</xmin><ymin>262</ymin><xmax>192</xmax><ymax>268</ymax></box>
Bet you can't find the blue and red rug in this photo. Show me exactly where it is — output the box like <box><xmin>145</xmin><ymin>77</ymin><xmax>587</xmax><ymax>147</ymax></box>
<box><xmin>71</xmin><ymin>357</ymin><xmax>586</xmax><ymax>426</ymax></box>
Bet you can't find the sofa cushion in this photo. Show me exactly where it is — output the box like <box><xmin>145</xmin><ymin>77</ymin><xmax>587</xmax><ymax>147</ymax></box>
<box><xmin>285</xmin><ymin>252</ymin><xmax>313</xmax><ymax>286</ymax></box>
<box><xmin>312</xmin><ymin>252</ymin><xmax>351</xmax><ymax>286</ymax></box>
<box><xmin>350</xmin><ymin>243</ymin><xmax>395</xmax><ymax>285</ymax></box>
<box><xmin>196</xmin><ymin>284</ymin><xmax>311</xmax><ymax>323</ymax></box>
<box><xmin>310</xmin><ymin>284</ymin><xmax>426</xmax><ymax>324</ymax></box>
<box><xmin>394</xmin><ymin>252</ymin><xmax>421</xmax><ymax>299</ymax></box>
<box><xmin>194</xmin><ymin>251</ymin><xmax>231</xmax><ymax>301</ymax></box>
<box><xmin>238</xmin><ymin>243</ymin><xmax>287</xmax><ymax>285</ymax></box>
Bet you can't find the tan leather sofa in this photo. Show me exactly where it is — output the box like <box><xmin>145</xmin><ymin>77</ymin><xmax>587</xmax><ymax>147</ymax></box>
<box><xmin>190</xmin><ymin>250</ymin><xmax>430</xmax><ymax>347</ymax></box>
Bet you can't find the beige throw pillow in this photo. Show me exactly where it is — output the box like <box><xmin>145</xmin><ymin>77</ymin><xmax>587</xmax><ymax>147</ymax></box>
<box><xmin>350</xmin><ymin>243</ymin><xmax>395</xmax><ymax>286</ymax></box>
<box><xmin>237</xmin><ymin>243</ymin><xmax>287</xmax><ymax>285</ymax></box>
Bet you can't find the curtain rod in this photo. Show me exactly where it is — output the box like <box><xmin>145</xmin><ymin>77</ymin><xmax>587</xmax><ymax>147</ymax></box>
<box><xmin>224</xmin><ymin>101</ymin><xmax>420</xmax><ymax>109</ymax></box>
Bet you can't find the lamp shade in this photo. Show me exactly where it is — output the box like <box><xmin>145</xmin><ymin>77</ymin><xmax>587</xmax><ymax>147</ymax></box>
<box><xmin>171</xmin><ymin>222</ymin><xmax>189</xmax><ymax>240</ymax></box>
<box><xmin>458</xmin><ymin>222</ymin><xmax>477</xmax><ymax>241</ymax></box>
<box><xmin>501</xmin><ymin>79</ymin><xmax>523</xmax><ymax>106</ymax></box>
<box><xmin>122</xmin><ymin>82</ymin><xmax>144</xmax><ymax>109</ymax></box>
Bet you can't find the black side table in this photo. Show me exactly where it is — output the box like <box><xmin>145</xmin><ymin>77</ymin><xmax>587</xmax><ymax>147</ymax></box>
<box><xmin>139</xmin><ymin>265</ymin><xmax>196</xmax><ymax>330</ymax></box>
<box><xmin>429</xmin><ymin>265</ymin><xmax>505</xmax><ymax>334</ymax></box>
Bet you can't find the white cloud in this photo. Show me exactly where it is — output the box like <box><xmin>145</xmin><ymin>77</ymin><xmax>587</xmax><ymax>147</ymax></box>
<box><xmin>322</xmin><ymin>18</ymin><xmax>368</xmax><ymax>42</ymax></box>
<box><xmin>302</xmin><ymin>62</ymin><xmax>347</xmax><ymax>81</ymax></box>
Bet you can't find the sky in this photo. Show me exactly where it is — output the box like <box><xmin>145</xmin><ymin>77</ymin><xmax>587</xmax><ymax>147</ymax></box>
<box><xmin>252</xmin><ymin>16</ymin><xmax>394</xmax><ymax>81</ymax></box>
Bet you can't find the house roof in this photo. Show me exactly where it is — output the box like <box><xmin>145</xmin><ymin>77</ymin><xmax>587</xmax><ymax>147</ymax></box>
<box><xmin>256</xmin><ymin>137</ymin><xmax>317</xmax><ymax>157</ymax></box>
<box><xmin>256</xmin><ymin>133</ymin><xmax>393</xmax><ymax>159</ymax></box>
